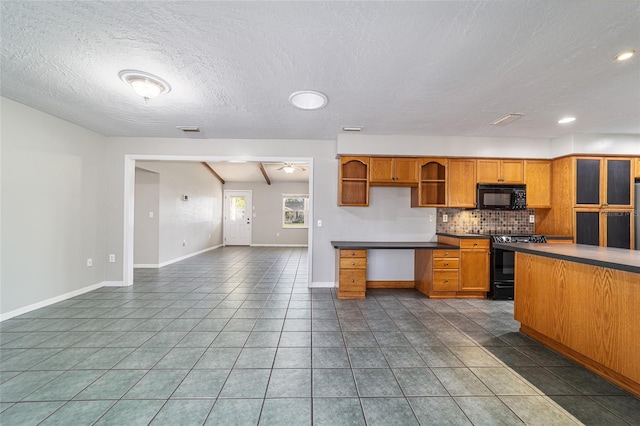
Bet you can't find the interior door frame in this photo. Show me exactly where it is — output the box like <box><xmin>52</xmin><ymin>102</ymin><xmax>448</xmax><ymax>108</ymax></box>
<box><xmin>123</xmin><ymin>155</ymin><xmax>313</xmax><ymax>287</ymax></box>
<box><xmin>223</xmin><ymin>189</ymin><xmax>253</xmax><ymax>246</ymax></box>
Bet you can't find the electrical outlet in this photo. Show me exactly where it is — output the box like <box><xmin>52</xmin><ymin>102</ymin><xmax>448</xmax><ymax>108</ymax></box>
<box><xmin>149</xmin><ymin>211</ymin><xmax>154</xmax><ymax>218</ymax></box>
<box><xmin>429</xmin><ymin>214</ymin><xmax>434</xmax><ymax>222</ymax></box>
<box><xmin>109</xmin><ymin>254</ymin><xmax>115</xmax><ymax>263</ymax></box>
<box><xmin>86</xmin><ymin>258</ymin><xmax>93</xmax><ymax>267</ymax></box>
<box><xmin>442</xmin><ymin>214</ymin><xmax>448</xmax><ymax>223</ymax></box>
<box><xmin>182</xmin><ymin>240</ymin><xmax>186</xmax><ymax>246</ymax></box>
<box><xmin>317</xmin><ymin>220</ymin><xmax>322</xmax><ymax>227</ymax></box>
<box><xmin>529</xmin><ymin>214</ymin><xmax>535</xmax><ymax>223</ymax></box>
<box><xmin>276</xmin><ymin>232</ymin><xmax>280</xmax><ymax>237</ymax></box>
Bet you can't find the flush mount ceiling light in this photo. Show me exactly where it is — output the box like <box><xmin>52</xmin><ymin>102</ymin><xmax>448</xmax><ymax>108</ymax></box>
<box><xmin>277</xmin><ymin>163</ymin><xmax>306</xmax><ymax>174</ymax></box>
<box><xmin>614</xmin><ymin>49</ymin><xmax>636</xmax><ymax>61</ymax></box>
<box><xmin>558</xmin><ymin>116</ymin><xmax>576</xmax><ymax>124</ymax></box>
<box><xmin>342</xmin><ymin>126</ymin><xmax>363</xmax><ymax>132</ymax></box>
<box><xmin>491</xmin><ymin>113</ymin><xmax>524</xmax><ymax>126</ymax></box>
<box><xmin>119</xmin><ymin>70</ymin><xmax>171</xmax><ymax>102</ymax></box>
<box><xmin>288</xmin><ymin>91</ymin><xmax>328</xmax><ymax>110</ymax></box>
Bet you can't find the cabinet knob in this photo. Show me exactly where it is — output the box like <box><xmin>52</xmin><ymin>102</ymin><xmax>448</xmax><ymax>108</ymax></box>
<box><xmin>351</xmin><ymin>252</ymin><xmax>355</xmax><ymax>256</ymax></box>
<box><xmin>445</xmin><ymin>263</ymin><xmax>449</xmax><ymax>266</ymax></box>
<box><xmin>444</xmin><ymin>279</ymin><xmax>449</xmax><ymax>283</ymax></box>
<box><xmin>351</xmin><ymin>279</ymin><xmax>355</xmax><ymax>283</ymax></box>
<box><xmin>445</xmin><ymin>252</ymin><xmax>449</xmax><ymax>256</ymax></box>
<box><xmin>352</xmin><ymin>262</ymin><xmax>356</xmax><ymax>266</ymax></box>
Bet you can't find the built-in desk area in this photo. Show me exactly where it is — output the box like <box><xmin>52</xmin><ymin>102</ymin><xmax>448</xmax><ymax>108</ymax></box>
<box><xmin>332</xmin><ymin>236</ymin><xmax>490</xmax><ymax>299</ymax></box>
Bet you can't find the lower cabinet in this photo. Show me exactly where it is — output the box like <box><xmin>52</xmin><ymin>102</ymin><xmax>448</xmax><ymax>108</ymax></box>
<box><xmin>337</xmin><ymin>249</ymin><xmax>367</xmax><ymax>299</ymax></box>
<box><xmin>575</xmin><ymin>209</ymin><xmax>634</xmax><ymax>249</ymax></box>
<box><xmin>418</xmin><ymin>236</ymin><xmax>490</xmax><ymax>298</ymax></box>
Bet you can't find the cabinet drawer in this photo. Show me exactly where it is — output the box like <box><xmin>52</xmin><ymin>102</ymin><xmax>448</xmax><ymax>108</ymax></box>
<box><xmin>433</xmin><ymin>270</ymin><xmax>459</xmax><ymax>291</ymax></box>
<box><xmin>433</xmin><ymin>249</ymin><xmax>458</xmax><ymax>258</ymax></box>
<box><xmin>340</xmin><ymin>257</ymin><xmax>367</xmax><ymax>269</ymax></box>
<box><xmin>340</xmin><ymin>249</ymin><xmax>367</xmax><ymax>258</ymax></box>
<box><xmin>433</xmin><ymin>258</ymin><xmax>459</xmax><ymax>269</ymax></box>
<box><xmin>460</xmin><ymin>239</ymin><xmax>490</xmax><ymax>249</ymax></box>
<box><xmin>339</xmin><ymin>270</ymin><xmax>366</xmax><ymax>291</ymax></box>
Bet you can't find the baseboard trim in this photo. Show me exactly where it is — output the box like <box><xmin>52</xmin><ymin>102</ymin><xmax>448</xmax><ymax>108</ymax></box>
<box><xmin>367</xmin><ymin>280</ymin><xmax>415</xmax><ymax>289</ymax></box>
<box><xmin>0</xmin><ymin>281</ymin><xmax>105</xmax><ymax>322</ymax></box>
<box><xmin>310</xmin><ymin>281</ymin><xmax>336</xmax><ymax>288</ymax></box>
<box><xmin>103</xmin><ymin>281</ymin><xmax>126</xmax><ymax>287</ymax></box>
<box><xmin>134</xmin><ymin>245</ymin><xmax>222</xmax><ymax>269</ymax></box>
<box><xmin>250</xmin><ymin>244</ymin><xmax>308</xmax><ymax>247</ymax></box>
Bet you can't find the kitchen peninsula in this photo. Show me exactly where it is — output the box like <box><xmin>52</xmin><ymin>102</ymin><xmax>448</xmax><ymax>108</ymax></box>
<box><xmin>495</xmin><ymin>242</ymin><xmax>640</xmax><ymax>397</ymax></box>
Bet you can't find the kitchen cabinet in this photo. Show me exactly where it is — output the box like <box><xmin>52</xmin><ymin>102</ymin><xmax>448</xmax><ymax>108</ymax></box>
<box><xmin>574</xmin><ymin>209</ymin><xmax>633</xmax><ymax>249</ymax></box>
<box><xmin>635</xmin><ymin>158</ymin><xmax>640</xmax><ymax>178</ymax></box>
<box><xmin>459</xmin><ymin>238</ymin><xmax>490</xmax><ymax>293</ymax></box>
<box><xmin>448</xmin><ymin>159</ymin><xmax>477</xmax><ymax>208</ymax></box>
<box><xmin>415</xmin><ymin>248</ymin><xmax>460</xmax><ymax>297</ymax></box>
<box><xmin>575</xmin><ymin>157</ymin><xmax>633</xmax><ymax>208</ymax></box>
<box><xmin>540</xmin><ymin>156</ymin><xmax>635</xmax><ymax>249</ymax></box>
<box><xmin>411</xmin><ymin>158</ymin><xmax>447</xmax><ymax>207</ymax></box>
<box><xmin>339</xmin><ymin>156</ymin><xmax>369</xmax><ymax>206</ymax></box>
<box><xmin>477</xmin><ymin>159</ymin><xmax>524</xmax><ymax>184</ymax></box>
<box><xmin>434</xmin><ymin>236</ymin><xmax>490</xmax><ymax>298</ymax></box>
<box><xmin>337</xmin><ymin>249</ymin><xmax>367</xmax><ymax>299</ymax></box>
<box><xmin>524</xmin><ymin>160</ymin><xmax>551</xmax><ymax>208</ymax></box>
<box><xmin>370</xmin><ymin>157</ymin><xmax>418</xmax><ymax>186</ymax></box>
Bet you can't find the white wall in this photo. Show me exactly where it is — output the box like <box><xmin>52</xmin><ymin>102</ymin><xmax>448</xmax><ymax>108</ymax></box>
<box><xmin>134</xmin><ymin>167</ymin><xmax>160</xmax><ymax>265</ymax></box>
<box><xmin>550</xmin><ymin>133</ymin><xmax>640</xmax><ymax>158</ymax></box>
<box><xmin>135</xmin><ymin>161</ymin><xmax>223</xmax><ymax>266</ymax></box>
<box><xmin>224</xmin><ymin>181</ymin><xmax>309</xmax><ymax>246</ymax></box>
<box><xmin>1</xmin><ymin>98</ymin><xmax>106</xmax><ymax>317</ymax></box>
<box><xmin>337</xmin><ymin>134</ymin><xmax>554</xmax><ymax>158</ymax></box>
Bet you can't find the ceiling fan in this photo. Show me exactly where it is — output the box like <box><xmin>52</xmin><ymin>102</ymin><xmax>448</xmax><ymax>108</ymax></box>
<box><xmin>277</xmin><ymin>163</ymin><xmax>307</xmax><ymax>174</ymax></box>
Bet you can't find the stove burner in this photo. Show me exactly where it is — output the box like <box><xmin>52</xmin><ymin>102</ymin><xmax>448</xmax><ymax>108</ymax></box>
<box><xmin>491</xmin><ymin>235</ymin><xmax>547</xmax><ymax>244</ymax></box>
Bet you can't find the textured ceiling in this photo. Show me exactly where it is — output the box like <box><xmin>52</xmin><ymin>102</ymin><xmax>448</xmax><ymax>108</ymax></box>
<box><xmin>1</xmin><ymin>1</ymin><xmax>639</xmax><ymax>140</ymax></box>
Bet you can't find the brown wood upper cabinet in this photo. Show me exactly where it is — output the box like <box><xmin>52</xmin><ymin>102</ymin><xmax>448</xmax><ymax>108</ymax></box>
<box><xmin>635</xmin><ymin>157</ymin><xmax>640</xmax><ymax>178</ymax></box>
<box><xmin>369</xmin><ymin>157</ymin><xmax>418</xmax><ymax>186</ymax></box>
<box><xmin>339</xmin><ymin>156</ymin><xmax>369</xmax><ymax>206</ymax></box>
<box><xmin>524</xmin><ymin>160</ymin><xmax>551</xmax><ymax>208</ymax></box>
<box><xmin>447</xmin><ymin>159</ymin><xmax>477</xmax><ymax>208</ymax></box>
<box><xmin>411</xmin><ymin>158</ymin><xmax>448</xmax><ymax>207</ymax></box>
<box><xmin>477</xmin><ymin>159</ymin><xmax>524</xmax><ymax>184</ymax></box>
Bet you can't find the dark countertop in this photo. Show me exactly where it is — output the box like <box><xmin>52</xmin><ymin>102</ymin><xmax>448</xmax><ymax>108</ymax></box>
<box><xmin>331</xmin><ymin>241</ymin><xmax>457</xmax><ymax>250</ymax></box>
<box><xmin>493</xmin><ymin>242</ymin><xmax>640</xmax><ymax>274</ymax></box>
<box><xmin>436</xmin><ymin>233</ymin><xmax>491</xmax><ymax>239</ymax></box>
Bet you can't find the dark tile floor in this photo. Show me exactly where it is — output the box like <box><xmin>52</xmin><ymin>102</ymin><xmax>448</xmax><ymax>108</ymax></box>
<box><xmin>1</xmin><ymin>246</ymin><xmax>639</xmax><ymax>425</ymax></box>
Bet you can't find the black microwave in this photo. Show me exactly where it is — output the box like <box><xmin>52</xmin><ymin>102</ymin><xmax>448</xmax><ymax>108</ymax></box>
<box><xmin>477</xmin><ymin>184</ymin><xmax>526</xmax><ymax>210</ymax></box>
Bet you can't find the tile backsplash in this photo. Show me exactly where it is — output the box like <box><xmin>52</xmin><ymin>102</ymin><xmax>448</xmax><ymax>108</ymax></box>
<box><xmin>436</xmin><ymin>208</ymin><xmax>535</xmax><ymax>235</ymax></box>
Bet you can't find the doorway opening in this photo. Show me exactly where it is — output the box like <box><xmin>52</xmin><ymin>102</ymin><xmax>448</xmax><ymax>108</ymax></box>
<box><xmin>123</xmin><ymin>155</ymin><xmax>313</xmax><ymax>287</ymax></box>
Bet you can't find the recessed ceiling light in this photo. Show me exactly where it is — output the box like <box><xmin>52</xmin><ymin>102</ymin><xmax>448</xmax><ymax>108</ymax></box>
<box><xmin>491</xmin><ymin>113</ymin><xmax>524</xmax><ymax>126</ymax></box>
<box><xmin>119</xmin><ymin>70</ymin><xmax>171</xmax><ymax>102</ymax></box>
<box><xmin>342</xmin><ymin>126</ymin><xmax>363</xmax><ymax>132</ymax></box>
<box><xmin>558</xmin><ymin>116</ymin><xmax>576</xmax><ymax>124</ymax></box>
<box><xmin>289</xmin><ymin>91</ymin><xmax>328</xmax><ymax>110</ymax></box>
<box><xmin>614</xmin><ymin>50</ymin><xmax>636</xmax><ymax>61</ymax></box>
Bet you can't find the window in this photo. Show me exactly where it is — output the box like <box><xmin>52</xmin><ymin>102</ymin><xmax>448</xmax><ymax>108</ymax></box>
<box><xmin>283</xmin><ymin>194</ymin><xmax>309</xmax><ymax>228</ymax></box>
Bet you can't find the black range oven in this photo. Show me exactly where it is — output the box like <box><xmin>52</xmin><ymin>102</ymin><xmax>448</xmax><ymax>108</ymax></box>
<box><xmin>489</xmin><ymin>235</ymin><xmax>546</xmax><ymax>300</ymax></box>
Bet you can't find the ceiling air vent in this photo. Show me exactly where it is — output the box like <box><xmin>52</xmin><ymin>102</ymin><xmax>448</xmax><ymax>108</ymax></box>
<box><xmin>176</xmin><ymin>126</ymin><xmax>200</xmax><ymax>133</ymax></box>
<box><xmin>491</xmin><ymin>114</ymin><xmax>524</xmax><ymax>126</ymax></box>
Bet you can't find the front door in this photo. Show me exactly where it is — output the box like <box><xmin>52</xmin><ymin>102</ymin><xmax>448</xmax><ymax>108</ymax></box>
<box><xmin>224</xmin><ymin>190</ymin><xmax>252</xmax><ymax>245</ymax></box>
